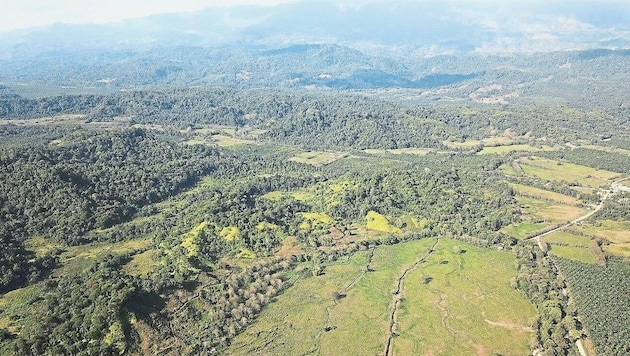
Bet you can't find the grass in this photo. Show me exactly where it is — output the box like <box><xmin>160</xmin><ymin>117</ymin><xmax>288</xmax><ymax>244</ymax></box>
<box><xmin>539</xmin><ymin>231</ymin><xmax>599</xmax><ymax>264</ymax></box>
<box><xmin>227</xmin><ymin>249</ymin><xmax>376</xmax><ymax>355</ymax></box>
<box><xmin>23</xmin><ymin>236</ymin><xmax>64</xmax><ymax>257</ymax></box>
<box><xmin>219</xmin><ymin>226</ymin><xmax>239</xmax><ymax>241</ymax></box>
<box><xmin>211</xmin><ymin>134</ymin><xmax>254</xmax><ymax>147</ymax></box>
<box><xmin>123</xmin><ymin>250</ymin><xmax>160</xmax><ymax>277</ymax></box>
<box><xmin>365</xmin><ymin>211</ymin><xmax>401</xmax><ymax>234</ymax></box>
<box><xmin>516</xmin><ymin>196</ymin><xmax>586</xmax><ymax>223</ymax></box>
<box><xmin>478</xmin><ymin>144</ymin><xmax>554</xmax><ymax>155</ymax></box>
<box><xmin>519</xmin><ymin>157</ymin><xmax>620</xmax><ymax>188</ymax></box>
<box><xmin>570</xmin><ymin>220</ymin><xmax>630</xmax><ymax>259</ymax></box>
<box><xmin>227</xmin><ymin>239</ymin><xmax>536</xmax><ymax>355</ymax></box>
<box><xmin>500</xmin><ymin>163</ymin><xmax>520</xmax><ymax>176</ymax></box>
<box><xmin>319</xmin><ymin>240</ymin><xmax>436</xmax><ymax>355</ymax></box>
<box><xmin>364</xmin><ymin>148</ymin><xmax>432</xmax><ymax>156</ymax></box>
<box><xmin>290</xmin><ymin>190</ymin><xmax>315</xmax><ymax>201</ymax></box>
<box><xmin>289</xmin><ymin>151</ymin><xmax>347</xmax><ymax>167</ymax></box>
<box><xmin>300</xmin><ymin>212</ymin><xmax>334</xmax><ymax>225</ymax></box>
<box><xmin>500</xmin><ymin>222</ymin><xmax>553</xmax><ymax>240</ymax></box>
<box><xmin>509</xmin><ymin>183</ymin><xmax>580</xmax><ymax>206</ymax></box>
<box><xmin>483</xmin><ymin>136</ymin><xmax>519</xmax><ymax>146</ymax></box>
<box><xmin>0</xmin><ymin>283</ymin><xmax>49</xmax><ymax>336</ymax></box>
<box><xmin>443</xmin><ymin>140</ymin><xmax>482</xmax><ymax>149</ymax></box>
<box><xmin>541</xmin><ymin>231</ymin><xmax>591</xmax><ymax>247</ymax></box>
<box><xmin>547</xmin><ymin>245</ymin><xmax>598</xmax><ymax>264</ymax></box>
<box><xmin>581</xmin><ymin>144</ymin><xmax>630</xmax><ymax>157</ymax></box>
<box><xmin>393</xmin><ymin>239</ymin><xmax>537</xmax><ymax>355</ymax></box>
<box><xmin>56</xmin><ymin>238</ymin><xmax>151</xmax><ymax>276</ymax></box>
<box><xmin>261</xmin><ymin>190</ymin><xmax>285</xmax><ymax>200</ymax></box>
<box><xmin>397</xmin><ymin>215</ymin><xmax>429</xmax><ymax>231</ymax></box>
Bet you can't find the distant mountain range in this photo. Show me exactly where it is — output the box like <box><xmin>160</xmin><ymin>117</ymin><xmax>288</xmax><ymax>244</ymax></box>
<box><xmin>0</xmin><ymin>0</ymin><xmax>628</xmax><ymax>103</ymax></box>
<box><xmin>2</xmin><ymin>1</ymin><xmax>628</xmax><ymax>56</ymax></box>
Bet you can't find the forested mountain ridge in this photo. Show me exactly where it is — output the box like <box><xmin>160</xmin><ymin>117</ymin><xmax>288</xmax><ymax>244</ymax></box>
<box><xmin>2</xmin><ymin>88</ymin><xmax>628</xmax><ymax>151</ymax></box>
<box><xmin>1</xmin><ymin>46</ymin><xmax>629</xmax><ymax>112</ymax></box>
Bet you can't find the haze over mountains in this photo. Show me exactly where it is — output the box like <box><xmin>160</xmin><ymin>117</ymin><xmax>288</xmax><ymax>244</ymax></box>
<box><xmin>0</xmin><ymin>0</ymin><xmax>628</xmax><ymax>104</ymax></box>
<box><xmin>2</xmin><ymin>1</ymin><xmax>629</xmax><ymax>54</ymax></box>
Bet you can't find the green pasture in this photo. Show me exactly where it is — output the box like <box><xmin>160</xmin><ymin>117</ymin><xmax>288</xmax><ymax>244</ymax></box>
<box><xmin>500</xmin><ymin>222</ymin><xmax>553</xmax><ymax>240</ymax></box>
<box><xmin>519</xmin><ymin>157</ymin><xmax>619</xmax><ymax>188</ymax></box>
<box><xmin>513</xmin><ymin>195</ymin><xmax>586</xmax><ymax>227</ymax></box>
<box><xmin>364</xmin><ymin>148</ymin><xmax>432</xmax><ymax>156</ymax></box>
<box><xmin>478</xmin><ymin>144</ymin><xmax>554</xmax><ymax>155</ymax></box>
<box><xmin>227</xmin><ymin>239</ymin><xmax>536</xmax><ymax>355</ymax></box>
<box><xmin>546</xmin><ymin>245</ymin><xmax>598</xmax><ymax>264</ymax></box>
<box><xmin>509</xmin><ymin>183</ymin><xmax>580</xmax><ymax>206</ymax></box>
<box><xmin>541</xmin><ymin>231</ymin><xmax>591</xmax><ymax>247</ymax></box>
<box><xmin>289</xmin><ymin>151</ymin><xmax>347</xmax><ymax>167</ymax></box>
<box><xmin>570</xmin><ymin>220</ymin><xmax>630</xmax><ymax>259</ymax></box>
<box><xmin>393</xmin><ymin>239</ymin><xmax>536</xmax><ymax>355</ymax></box>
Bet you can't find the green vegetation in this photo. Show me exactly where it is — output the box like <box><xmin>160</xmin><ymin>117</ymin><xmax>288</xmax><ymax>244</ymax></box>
<box><xmin>229</xmin><ymin>239</ymin><xmax>536</xmax><ymax>355</ymax></box>
<box><xmin>554</xmin><ymin>257</ymin><xmax>630</xmax><ymax>355</ymax></box>
<box><xmin>394</xmin><ymin>239</ymin><xmax>536</xmax><ymax>355</ymax></box>
<box><xmin>365</xmin><ymin>210</ymin><xmax>401</xmax><ymax>233</ymax></box>
<box><xmin>547</xmin><ymin>245</ymin><xmax>598</xmax><ymax>264</ymax></box>
<box><xmin>510</xmin><ymin>183</ymin><xmax>580</xmax><ymax>206</ymax></box>
<box><xmin>478</xmin><ymin>144</ymin><xmax>554</xmax><ymax>155</ymax></box>
<box><xmin>0</xmin><ymin>84</ymin><xmax>628</xmax><ymax>355</ymax></box>
<box><xmin>501</xmin><ymin>222</ymin><xmax>552</xmax><ymax>240</ymax></box>
<box><xmin>289</xmin><ymin>151</ymin><xmax>347</xmax><ymax>166</ymax></box>
<box><xmin>518</xmin><ymin>157</ymin><xmax>619</xmax><ymax>187</ymax></box>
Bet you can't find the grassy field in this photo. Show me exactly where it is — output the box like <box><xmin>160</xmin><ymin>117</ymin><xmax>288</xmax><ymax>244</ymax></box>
<box><xmin>510</xmin><ymin>183</ymin><xmax>580</xmax><ymax>206</ymax></box>
<box><xmin>365</xmin><ymin>210</ymin><xmax>401</xmax><ymax>234</ymax></box>
<box><xmin>581</xmin><ymin>144</ymin><xmax>630</xmax><ymax>157</ymax></box>
<box><xmin>518</xmin><ymin>157</ymin><xmax>620</xmax><ymax>188</ymax></box>
<box><xmin>226</xmin><ymin>249</ymin><xmax>378</xmax><ymax>355</ymax></box>
<box><xmin>500</xmin><ymin>222</ymin><xmax>553</xmax><ymax>240</ymax></box>
<box><xmin>227</xmin><ymin>239</ymin><xmax>536</xmax><ymax>355</ymax></box>
<box><xmin>289</xmin><ymin>151</ymin><xmax>347</xmax><ymax>167</ymax></box>
<box><xmin>541</xmin><ymin>231</ymin><xmax>598</xmax><ymax>264</ymax></box>
<box><xmin>570</xmin><ymin>220</ymin><xmax>630</xmax><ymax>259</ymax></box>
<box><xmin>210</xmin><ymin>134</ymin><xmax>254</xmax><ymax>147</ymax></box>
<box><xmin>364</xmin><ymin>148</ymin><xmax>432</xmax><ymax>156</ymax></box>
<box><xmin>541</xmin><ymin>231</ymin><xmax>591</xmax><ymax>247</ymax></box>
<box><xmin>478</xmin><ymin>144</ymin><xmax>554</xmax><ymax>155</ymax></box>
<box><xmin>0</xmin><ymin>283</ymin><xmax>48</xmax><ymax>334</ymax></box>
<box><xmin>516</xmin><ymin>196</ymin><xmax>586</xmax><ymax>224</ymax></box>
<box><xmin>394</xmin><ymin>239</ymin><xmax>536</xmax><ymax>355</ymax></box>
<box><xmin>55</xmin><ymin>238</ymin><xmax>151</xmax><ymax>276</ymax></box>
<box><xmin>547</xmin><ymin>245</ymin><xmax>598</xmax><ymax>264</ymax></box>
<box><xmin>443</xmin><ymin>140</ymin><xmax>482</xmax><ymax>149</ymax></box>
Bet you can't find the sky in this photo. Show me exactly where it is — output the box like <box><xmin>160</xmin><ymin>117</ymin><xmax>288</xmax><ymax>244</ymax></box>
<box><xmin>1</xmin><ymin>0</ymin><xmax>626</xmax><ymax>34</ymax></box>
<box><xmin>0</xmin><ymin>0</ymin><xmax>297</xmax><ymax>32</ymax></box>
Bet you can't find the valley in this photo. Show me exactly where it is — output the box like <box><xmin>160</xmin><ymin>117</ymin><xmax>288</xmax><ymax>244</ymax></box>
<box><xmin>0</xmin><ymin>1</ymin><xmax>629</xmax><ymax>354</ymax></box>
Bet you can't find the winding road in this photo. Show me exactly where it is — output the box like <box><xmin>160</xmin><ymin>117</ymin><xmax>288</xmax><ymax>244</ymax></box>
<box><xmin>525</xmin><ymin>176</ymin><xmax>628</xmax><ymax>249</ymax></box>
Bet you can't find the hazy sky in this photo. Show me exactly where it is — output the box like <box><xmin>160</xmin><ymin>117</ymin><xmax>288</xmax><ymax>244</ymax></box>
<box><xmin>0</xmin><ymin>0</ymin><xmax>297</xmax><ymax>32</ymax></box>
<box><xmin>1</xmin><ymin>0</ymin><xmax>625</xmax><ymax>33</ymax></box>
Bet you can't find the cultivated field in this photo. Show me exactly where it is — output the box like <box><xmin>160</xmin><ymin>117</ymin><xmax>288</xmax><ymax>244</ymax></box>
<box><xmin>227</xmin><ymin>239</ymin><xmax>536</xmax><ymax>355</ymax></box>
<box><xmin>364</xmin><ymin>147</ymin><xmax>432</xmax><ymax>156</ymax></box>
<box><xmin>478</xmin><ymin>144</ymin><xmax>554</xmax><ymax>155</ymax></box>
<box><xmin>393</xmin><ymin>239</ymin><xmax>536</xmax><ymax>355</ymax></box>
<box><xmin>541</xmin><ymin>231</ymin><xmax>598</xmax><ymax>264</ymax></box>
<box><xmin>509</xmin><ymin>183</ymin><xmax>580</xmax><ymax>206</ymax></box>
<box><xmin>569</xmin><ymin>221</ymin><xmax>630</xmax><ymax>259</ymax></box>
<box><xmin>289</xmin><ymin>151</ymin><xmax>347</xmax><ymax>166</ymax></box>
<box><xmin>518</xmin><ymin>157</ymin><xmax>620</xmax><ymax>188</ymax></box>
